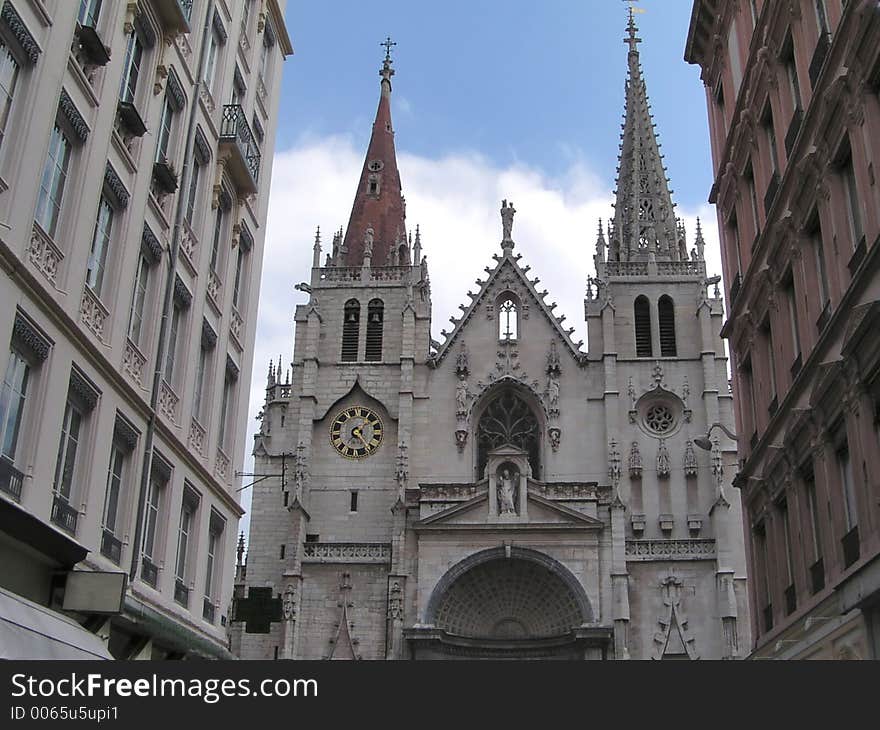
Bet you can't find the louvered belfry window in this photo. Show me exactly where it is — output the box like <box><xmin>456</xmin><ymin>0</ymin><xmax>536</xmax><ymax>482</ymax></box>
<box><xmin>341</xmin><ymin>299</ymin><xmax>360</xmax><ymax>361</ymax></box>
<box><xmin>365</xmin><ymin>299</ymin><xmax>384</xmax><ymax>362</ymax></box>
<box><xmin>634</xmin><ymin>296</ymin><xmax>653</xmax><ymax>357</ymax></box>
<box><xmin>658</xmin><ymin>295</ymin><xmax>677</xmax><ymax>357</ymax></box>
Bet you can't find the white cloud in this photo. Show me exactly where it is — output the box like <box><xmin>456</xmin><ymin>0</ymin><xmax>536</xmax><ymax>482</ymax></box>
<box><xmin>236</xmin><ymin>136</ymin><xmax>725</xmax><ymax>534</ymax></box>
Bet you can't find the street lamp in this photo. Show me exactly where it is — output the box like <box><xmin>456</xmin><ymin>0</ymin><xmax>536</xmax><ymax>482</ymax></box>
<box><xmin>694</xmin><ymin>422</ymin><xmax>738</xmax><ymax>451</ymax></box>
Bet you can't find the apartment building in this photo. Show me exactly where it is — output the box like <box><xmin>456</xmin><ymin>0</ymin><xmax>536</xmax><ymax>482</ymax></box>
<box><xmin>686</xmin><ymin>0</ymin><xmax>880</xmax><ymax>659</ymax></box>
<box><xmin>0</xmin><ymin>0</ymin><xmax>291</xmax><ymax>658</ymax></box>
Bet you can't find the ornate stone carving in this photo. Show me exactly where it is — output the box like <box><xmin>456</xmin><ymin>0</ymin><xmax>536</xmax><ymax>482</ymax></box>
<box><xmin>455</xmin><ymin>376</ymin><xmax>470</xmax><ymax>419</ymax></box>
<box><xmin>497</xmin><ymin>466</ymin><xmax>519</xmax><ymax>515</ymax></box>
<box><xmin>80</xmin><ymin>287</ymin><xmax>109</xmax><ymax>341</ymax></box>
<box><xmin>608</xmin><ymin>438</ymin><xmax>621</xmax><ymax>487</ymax></box>
<box><xmin>59</xmin><ymin>89</ymin><xmax>89</xmax><ymax>143</ymax></box>
<box><xmin>230</xmin><ymin>308</ymin><xmax>244</xmax><ymax>349</ymax></box>
<box><xmin>628</xmin><ymin>376</ymin><xmax>637</xmax><ymax>422</ymax></box>
<box><xmin>207</xmin><ymin>269</ymin><xmax>222</xmax><ymax>308</ymax></box>
<box><xmin>122</xmin><ymin>339</ymin><xmax>146</xmax><ymax>388</ymax></box>
<box><xmin>625</xmin><ymin>539</ymin><xmax>716</xmax><ymax>561</ymax></box>
<box><xmin>1</xmin><ymin>3</ymin><xmax>40</xmax><ymax>64</ymax></box>
<box><xmin>683</xmin><ymin>440</ymin><xmax>698</xmax><ymax>477</ymax></box>
<box><xmin>533</xmin><ymin>483</ymin><xmax>597</xmax><ymax>500</ymax></box>
<box><xmin>395</xmin><ymin>442</ymin><xmax>409</xmax><ymax>490</ymax></box>
<box><xmin>628</xmin><ymin>441</ymin><xmax>643</xmax><ymax>478</ymax></box>
<box><xmin>215</xmin><ymin>448</ymin><xmax>229</xmax><ymax>480</ymax></box>
<box><xmin>158</xmin><ymin>380</ymin><xmax>179</xmax><ymax>423</ymax></box>
<box><xmin>656</xmin><ymin>439</ymin><xmax>670</xmax><ymax>479</ymax></box>
<box><xmin>387</xmin><ymin>580</ymin><xmax>403</xmax><ymax>620</ymax></box>
<box><xmin>548</xmin><ymin>426</ymin><xmax>561</xmax><ymax>452</ymax></box>
<box><xmin>454</xmin><ymin>428</ymin><xmax>468</xmax><ymax>452</ymax></box>
<box><xmin>293</xmin><ymin>441</ymin><xmax>308</xmax><ymax>497</ymax></box>
<box><xmin>282</xmin><ymin>584</ymin><xmax>297</xmax><ymax>620</ymax></box>
<box><xmin>28</xmin><ymin>224</ymin><xmax>64</xmax><ymax>285</ymax></box>
<box><xmin>455</xmin><ymin>342</ymin><xmax>469</xmax><ymax>378</ymax></box>
<box><xmin>302</xmin><ymin>543</ymin><xmax>391</xmax><ymax>563</ymax></box>
<box><xmin>546</xmin><ymin>375</ymin><xmax>560</xmax><ymax>417</ymax></box>
<box><xmin>652</xmin><ymin>575</ymin><xmax>699</xmax><ymax>660</ymax></box>
<box><xmin>500</xmin><ymin>199</ymin><xmax>516</xmax><ymax>246</ymax></box>
<box><xmin>189</xmin><ymin>418</ymin><xmax>206</xmax><ymax>456</ymax></box>
<box><xmin>546</xmin><ymin>339</ymin><xmax>561</xmax><ymax>376</ymax></box>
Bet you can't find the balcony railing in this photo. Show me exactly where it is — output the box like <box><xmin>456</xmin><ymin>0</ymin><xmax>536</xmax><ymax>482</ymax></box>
<box><xmin>50</xmin><ymin>495</ymin><xmax>78</xmax><ymax>534</ymax></box>
<box><xmin>842</xmin><ymin>526</ymin><xmax>860</xmax><ymax>569</ymax></box>
<box><xmin>0</xmin><ymin>457</ymin><xmax>24</xmax><ymax>501</ymax></box>
<box><xmin>141</xmin><ymin>556</ymin><xmax>159</xmax><ymax>588</ymax></box>
<box><xmin>203</xmin><ymin>597</ymin><xmax>216</xmax><ymax>623</ymax></box>
<box><xmin>153</xmin><ymin>0</ymin><xmax>193</xmax><ymax>33</ymax></box>
<box><xmin>219</xmin><ymin>104</ymin><xmax>260</xmax><ymax>194</ymax></box>
<box><xmin>100</xmin><ymin>529</ymin><xmax>122</xmax><ymax>565</ymax></box>
<box><xmin>174</xmin><ymin>578</ymin><xmax>190</xmax><ymax>606</ymax></box>
<box><xmin>810</xmin><ymin>558</ymin><xmax>825</xmax><ymax>595</ymax></box>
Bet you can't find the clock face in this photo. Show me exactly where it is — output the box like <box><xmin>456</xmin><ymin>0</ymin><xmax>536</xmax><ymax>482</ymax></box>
<box><xmin>330</xmin><ymin>406</ymin><xmax>383</xmax><ymax>459</ymax></box>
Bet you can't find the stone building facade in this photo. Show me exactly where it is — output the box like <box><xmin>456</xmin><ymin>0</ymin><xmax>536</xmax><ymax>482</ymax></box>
<box><xmin>232</xmin><ymin>17</ymin><xmax>750</xmax><ymax>660</ymax></box>
<box><xmin>0</xmin><ymin>0</ymin><xmax>291</xmax><ymax>658</ymax></box>
<box><xmin>686</xmin><ymin>0</ymin><xmax>880</xmax><ymax>658</ymax></box>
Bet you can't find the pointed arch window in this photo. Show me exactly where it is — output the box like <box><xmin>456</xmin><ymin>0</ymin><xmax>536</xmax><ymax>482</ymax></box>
<box><xmin>499</xmin><ymin>295</ymin><xmax>519</xmax><ymax>341</ymax></box>
<box><xmin>634</xmin><ymin>295</ymin><xmax>653</xmax><ymax>357</ymax></box>
<box><xmin>365</xmin><ymin>299</ymin><xmax>384</xmax><ymax>362</ymax></box>
<box><xmin>476</xmin><ymin>390</ymin><xmax>540</xmax><ymax>479</ymax></box>
<box><xmin>341</xmin><ymin>299</ymin><xmax>360</xmax><ymax>362</ymax></box>
<box><xmin>658</xmin><ymin>295</ymin><xmax>677</xmax><ymax>357</ymax></box>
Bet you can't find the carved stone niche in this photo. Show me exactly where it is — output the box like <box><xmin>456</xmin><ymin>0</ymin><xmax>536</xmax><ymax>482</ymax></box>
<box><xmin>486</xmin><ymin>445</ymin><xmax>530</xmax><ymax>521</ymax></box>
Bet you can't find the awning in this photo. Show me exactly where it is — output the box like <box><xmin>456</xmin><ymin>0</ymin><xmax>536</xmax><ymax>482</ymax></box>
<box><xmin>0</xmin><ymin>585</ymin><xmax>111</xmax><ymax>659</ymax></box>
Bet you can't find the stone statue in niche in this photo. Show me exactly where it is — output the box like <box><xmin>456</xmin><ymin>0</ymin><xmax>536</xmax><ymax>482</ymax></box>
<box><xmin>498</xmin><ymin>467</ymin><xmax>519</xmax><ymax>515</ymax></box>
<box><xmin>547</xmin><ymin>376</ymin><xmax>560</xmax><ymax>411</ymax></box>
<box><xmin>657</xmin><ymin>439</ymin><xmax>670</xmax><ymax>479</ymax></box>
<box><xmin>455</xmin><ymin>376</ymin><xmax>469</xmax><ymax>417</ymax></box>
<box><xmin>364</xmin><ymin>227</ymin><xmax>374</xmax><ymax>258</ymax></box>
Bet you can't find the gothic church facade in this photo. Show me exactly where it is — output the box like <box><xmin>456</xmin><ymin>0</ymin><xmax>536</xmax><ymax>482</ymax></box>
<box><xmin>231</xmin><ymin>17</ymin><xmax>750</xmax><ymax>660</ymax></box>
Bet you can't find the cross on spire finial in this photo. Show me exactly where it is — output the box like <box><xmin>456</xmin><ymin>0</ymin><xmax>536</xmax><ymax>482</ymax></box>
<box><xmin>381</xmin><ymin>36</ymin><xmax>397</xmax><ymax>63</ymax></box>
<box><xmin>624</xmin><ymin>2</ymin><xmax>642</xmax><ymax>54</ymax></box>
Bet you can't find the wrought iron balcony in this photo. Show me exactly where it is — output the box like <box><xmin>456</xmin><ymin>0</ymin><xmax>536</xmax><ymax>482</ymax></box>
<box><xmin>141</xmin><ymin>556</ymin><xmax>159</xmax><ymax>588</ymax></box>
<box><xmin>50</xmin><ymin>495</ymin><xmax>78</xmax><ymax>534</ymax></box>
<box><xmin>219</xmin><ymin>104</ymin><xmax>260</xmax><ymax>195</ymax></box>
<box><xmin>203</xmin><ymin>597</ymin><xmax>216</xmax><ymax>623</ymax></box>
<box><xmin>100</xmin><ymin>529</ymin><xmax>123</xmax><ymax>565</ymax></box>
<box><xmin>0</xmin><ymin>456</ymin><xmax>24</xmax><ymax>501</ymax></box>
<box><xmin>153</xmin><ymin>0</ymin><xmax>193</xmax><ymax>34</ymax></box>
<box><xmin>174</xmin><ymin>578</ymin><xmax>190</xmax><ymax>606</ymax></box>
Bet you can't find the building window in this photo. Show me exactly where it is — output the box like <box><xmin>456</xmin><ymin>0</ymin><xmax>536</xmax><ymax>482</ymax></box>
<box><xmin>141</xmin><ymin>467</ymin><xmax>165</xmax><ymax>582</ymax></box>
<box><xmin>782</xmin><ymin>36</ymin><xmax>802</xmax><ymax>112</ymax></box>
<box><xmin>100</xmin><ymin>433</ymin><xmax>131</xmax><ymax>565</ymax></box>
<box><xmin>217</xmin><ymin>367</ymin><xmax>235</xmax><ymax>449</ymax></box>
<box><xmin>741</xmin><ymin>355</ymin><xmax>758</xmax><ymax>439</ymax></box>
<box><xmin>785</xmin><ymin>278</ymin><xmax>800</xmax><ymax>361</ymax></box>
<box><xmin>476</xmin><ymin>389</ymin><xmax>541</xmax><ymax>479</ymax></box>
<box><xmin>53</xmin><ymin>399</ymin><xmax>83</xmax><ymax>506</ymax></box>
<box><xmin>779</xmin><ymin>499</ymin><xmax>795</xmax><ymax>594</ymax></box>
<box><xmin>0</xmin><ymin>40</ymin><xmax>20</xmax><ymax>151</ymax></box>
<box><xmin>185</xmin><ymin>155</ymin><xmax>202</xmax><ymax>225</ymax></box>
<box><xmin>762</xmin><ymin>320</ymin><xmax>777</xmax><ymax>402</ymax></box>
<box><xmin>174</xmin><ymin>487</ymin><xmax>199</xmax><ymax>599</ymax></box>
<box><xmin>807</xmin><ymin>211</ymin><xmax>830</xmax><ymax>310</ymax></box>
<box><xmin>258</xmin><ymin>26</ymin><xmax>275</xmax><ymax>88</ymax></box>
<box><xmin>85</xmin><ymin>195</ymin><xmax>114</xmax><ymax>296</ymax></box>
<box><xmin>204</xmin><ymin>511</ymin><xmax>224</xmax><ymax>615</ymax></box>
<box><xmin>745</xmin><ymin>161</ymin><xmax>760</xmax><ymax>240</ymax></box>
<box><xmin>763</xmin><ymin>104</ymin><xmax>779</xmax><ymax>174</ymax></box>
<box><xmin>193</xmin><ymin>344</ymin><xmax>209</xmax><ymax>423</ymax></box>
<box><xmin>499</xmin><ymin>296</ymin><xmax>518</xmax><ymax>341</ymax></box>
<box><xmin>210</xmin><ymin>204</ymin><xmax>226</xmax><ymax>274</ymax></box>
<box><xmin>155</xmin><ymin>93</ymin><xmax>174</xmax><ymax>164</ymax></box>
<box><xmin>350</xmin><ymin>490</ymin><xmax>359</xmax><ymax>512</ymax></box>
<box><xmin>728</xmin><ymin>18</ymin><xmax>743</xmax><ymax>95</ymax></box>
<box><xmin>35</xmin><ymin>125</ymin><xmax>72</xmax><ymax>237</ymax></box>
<box><xmin>232</xmin><ymin>246</ymin><xmax>246</xmax><ymax>310</ymax></box>
<box><xmin>814</xmin><ymin>0</ymin><xmax>830</xmax><ymax>36</ymax></box>
<box><xmin>77</xmin><ymin>0</ymin><xmax>102</xmax><ymax>27</ymax></box>
<box><xmin>341</xmin><ymin>299</ymin><xmax>360</xmax><ymax>362</ymax></box>
<box><xmin>365</xmin><ymin>299</ymin><xmax>384</xmax><ymax>361</ymax></box>
<box><xmin>118</xmin><ymin>30</ymin><xmax>144</xmax><ymax>105</ymax></box>
<box><xmin>128</xmin><ymin>254</ymin><xmax>150</xmax><ymax>345</ymax></box>
<box><xmin>165</xmin><ymin>299</ymin><xmax>183</xmax><ymax>383</ymax></box>
<box><xmin>658</xmin><ymin>295</ymin><xmax>676</xmax><ymax>357</ymax></box>
<box><xmin>634</xmin><ymin>295</ymin><xmax>652</xmax><ymax>357</ymax></box>
<box><xmin>804</xmin><ymin>470</ymin><xmax>823</xmax><ymax>564</ymax></box>
<box><xmin>839</xmin><ymin>145</ymin><xmax>864</xmax><ymax>249</ymax></box>
<box><xmin>203</xmin><ymin>18</ymin><xmax>224</xmax><ymax>94</ymax></box>
<box><xmin>754</xmin><ymin>522</ymin><xmax>772</xmax><ymax>632</ymax></box>
<box><xmin>0</xmin><ymin>347</ymin><xmax>29</xmax><ymax>462</ymax></box>
<box><xmin>838</xmin><ymin>446</ymin><xmax>858</xmax><ymax>530</ymax></box>
<box><xmin>240</xmin><ymin>0</ymin><xmax>253</xmax><ymax>41</ymax></box>
<box><xmin>230</xmin><ymin>67</ymin><xmax>245</xmax><ymax>106</ymax></box>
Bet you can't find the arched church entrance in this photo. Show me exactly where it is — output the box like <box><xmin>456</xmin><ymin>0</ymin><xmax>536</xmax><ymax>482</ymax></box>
<box><xmin>408</xmin><ymin>548</ymin><xmax>605</xmax><ymax>659</ymax></box>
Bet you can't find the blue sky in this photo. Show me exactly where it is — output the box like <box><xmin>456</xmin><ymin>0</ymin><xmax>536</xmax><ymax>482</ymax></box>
<box><xmin>276</xmin><ymin>0</ymin><xmax>712</xmax><ymax>209</ymax></box>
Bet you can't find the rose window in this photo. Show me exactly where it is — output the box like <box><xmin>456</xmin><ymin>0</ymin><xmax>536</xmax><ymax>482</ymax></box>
<box><xmin>644</xmin><ymin>404</ymin><xmax>675</xmax><ymax>435</ymax></box>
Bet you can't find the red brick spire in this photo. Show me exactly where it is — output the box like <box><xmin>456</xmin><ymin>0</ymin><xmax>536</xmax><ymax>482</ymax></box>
<box><xmin>340</xmin><ymin>39</ymin><xmax>408</xmax><ymax>267</ymax></box>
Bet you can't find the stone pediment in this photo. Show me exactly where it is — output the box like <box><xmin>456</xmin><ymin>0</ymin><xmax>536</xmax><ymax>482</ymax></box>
<box><xmin>414</xmin><ymin>488</ymin><xmax>604</xmax><ymax>532</ymax></box>
<box><xmin>429</xmin><ymin>252</ymin><xmax>586</xmax><ymax>367</ymax></box>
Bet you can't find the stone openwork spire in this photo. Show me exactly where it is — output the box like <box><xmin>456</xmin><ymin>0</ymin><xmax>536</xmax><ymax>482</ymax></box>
<box><xmin>608</xmin><ymin>10</ymin><xmax>682</xmax><ymax>263</ymax></box>
<box><xmin>339</xmin><ymin>37</ymin><xmax>408</xmax><ymax>267</ymax></box>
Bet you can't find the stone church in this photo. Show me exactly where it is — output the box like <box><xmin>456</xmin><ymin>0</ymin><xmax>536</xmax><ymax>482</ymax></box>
<box><xmin>231</xmin><ymin>17</ymin><xmax>750</xmax><ymax>660</ymax></box>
